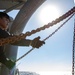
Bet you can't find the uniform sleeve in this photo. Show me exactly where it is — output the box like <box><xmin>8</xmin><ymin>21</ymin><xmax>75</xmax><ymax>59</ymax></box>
<box><xmin>0</xmin><ymin>28</ymin><xmax>31</xmax><ymax>46</ymax></box>
<box><xmin>11</xmin><ymin>39</ymin><xmax>31</xmax><ymax>46</ymax></box>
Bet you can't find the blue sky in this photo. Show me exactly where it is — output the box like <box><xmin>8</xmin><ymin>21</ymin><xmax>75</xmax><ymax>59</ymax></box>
<box><xmin>8</xmin><ymin>0</ymin><xmax>74</xmax><ymax>75</ymax></box>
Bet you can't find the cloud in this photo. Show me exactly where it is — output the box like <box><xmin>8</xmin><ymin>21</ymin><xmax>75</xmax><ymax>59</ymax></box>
<box><xmin>17</xmin><ymin>62</ymin><xmax>71</xmax><ymax>72</ymax></box>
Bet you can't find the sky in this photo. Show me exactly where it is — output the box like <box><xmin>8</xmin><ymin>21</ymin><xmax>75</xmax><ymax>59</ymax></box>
<box><xmin>7</xmin><ymin>0</ymin><xmax>74</xmax><ymax>75</ymax></box>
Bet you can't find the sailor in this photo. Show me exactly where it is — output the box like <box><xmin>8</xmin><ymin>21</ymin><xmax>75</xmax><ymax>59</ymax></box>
<box><xmin>0</xmin><ymin>12</ymin><xmax>45</xmax><ymax>69</ymax></box>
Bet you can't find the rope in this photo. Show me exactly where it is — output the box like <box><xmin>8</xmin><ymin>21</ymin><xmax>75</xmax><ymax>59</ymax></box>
<box><xmin>72</xmin><ymin>19</ymin><xmax>75</xmax><ymax>75</ymax></box>
<box><xmin>0</xmin><ymin>6</ymin><xmax>74</xmax><ymax>46</ymax></box>
<box><xmin>15</xmin><ymin>13</ymin><xmax>74</xmax><ymax>62</ymax></box>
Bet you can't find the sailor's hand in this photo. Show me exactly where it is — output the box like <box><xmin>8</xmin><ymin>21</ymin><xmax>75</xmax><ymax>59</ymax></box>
<box><xmin>30</xmin><ymin>36</ymin><xmax>45</xmax><ymax>48</ymax></box>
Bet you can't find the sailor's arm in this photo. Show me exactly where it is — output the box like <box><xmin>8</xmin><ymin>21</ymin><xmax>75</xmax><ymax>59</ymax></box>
<box><xmin>11</xmin><ymin>39</ymin><xmax>31</xmax><ymax>46</ymax></box>
<box><xmin>11</xmin><ymin>36</ymin><xmax>45</xmax><ymax>48</ymax></box>
<box><xmin>0</xmin><ymin>29</ymin><xmax>45</xmax><ymax>48</ymax></box>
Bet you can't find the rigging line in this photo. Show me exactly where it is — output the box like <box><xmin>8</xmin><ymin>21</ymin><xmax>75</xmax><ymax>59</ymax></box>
<box><xmin>0</xmin><ymin>6</ymin><xmax>74</xmax><ymax>46</ymax></box>
<box><xmin>15</xmin><ymin>13</ymin><xmax>74</xmax><ymax>62</ymax></box>
<box><xmin>72</xmin><ymin>18</ymin><xmax>75</xmax><ymax>75</ymax></box>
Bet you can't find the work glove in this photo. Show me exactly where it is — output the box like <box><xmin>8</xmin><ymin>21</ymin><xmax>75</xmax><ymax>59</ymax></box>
<box><xmin>30</xmin><ymin>36</ymin><xmax>45</xmax><ymax>48</ymax></box>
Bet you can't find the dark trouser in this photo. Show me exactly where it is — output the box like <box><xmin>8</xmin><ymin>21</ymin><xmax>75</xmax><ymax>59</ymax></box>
<box><xmin>0</xmin><ymin>46</ymin><xmax>15</xmax><ymax>69</ymax></box>
<box><xmin>0</xmin><ymin>46</ymin><xmax>7</xmax><ymax>65</ymax></box>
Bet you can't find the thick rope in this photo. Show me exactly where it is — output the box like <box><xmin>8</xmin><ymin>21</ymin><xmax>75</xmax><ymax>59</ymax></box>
<box><xmin>15</xmin><ymin>13</ymin><xmax>74</xmax><ymax>62</ymax></box>
<box><xmin>0</xmin><ymin>7</ymin><xmax>75</xmax><ymax>46</ymax></box>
